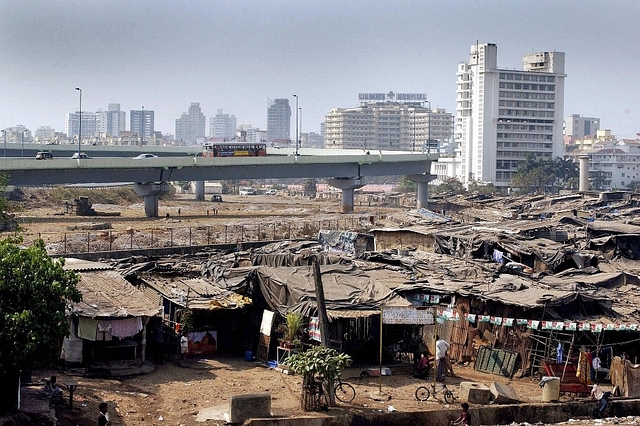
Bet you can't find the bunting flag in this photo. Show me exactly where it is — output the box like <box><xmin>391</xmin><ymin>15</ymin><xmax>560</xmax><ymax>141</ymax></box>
<box><xmin>479</xmin><ymin>315</ymin><xmax>490</xmax><ymax>323</ymax></box>
<box><xmin>527</xmin><ymin>320</ymin><xmax>540</xmax><ymax>330</ymax></box>
<box><xmin>552</xmin><ymin>321</ymin><xmax>565</xmax><ymax>331</ymax></box>
<box><xmin>430</xmin><ymin>295</ymin><xmax>440</xmax><ymax>304</ymax></box>
<box><xmin>591</xmin><ymin>323</ymin><xmax>603</xmax><ymax>333</ymax></box>
<box><xmin>604</xmin><ymin>324</ymin><xmax>615</xmax><ymax>331</ymax></box>
<box><xmin>616</xmin><ymin>324</ymin><xmax>627</xmax><ymax>331</ymax></box>
<box><xmin>436</xmin><ymin>309</ymin><xmax>445</xmax><ymax>319</ymax></box>
<box><xmin>541</xmin><ymin>321</ymin><xmax>552</xmax><ymax>330</ymax></box>
<box><xmin>490</xmin><ymin>316</ymin><xmax>503</xmax><ymax>325</ymax></box>
<box><xmin>579</xmin><ymin>322</ymin><xmax>591</xmax><ymax>331</ymax></box>
<box><xmin>464</xmin><ymin>313</ymin><xmax>477</xmax><ymax>323</ymax></box>
<box><xmin>449</xmin><ymin>311</ymin><xmax>461</xmax><ymax>321</ymax></box>
<box><xmin>502</xmin><ymin>318</ymin><xmax>514</xmax><ymax>327</ymax></box>
<box><xmin>629</xmin><ymin>324</ymin><xmax>638</xmax><ymax>331</ymax></box>
<box><xmin>565</xmin><ymin>322</ymin><xmax>577</xmax><ymax>331</ymax></box>
<box><xmin>517</xmin><ymin>318</ymin><xmax>528</xmax><ymax>325</ymax></box>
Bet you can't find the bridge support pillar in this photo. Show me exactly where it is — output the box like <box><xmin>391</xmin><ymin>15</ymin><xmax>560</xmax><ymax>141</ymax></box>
<box><xmin>406</xmin><ymin>173</ymin><xmax>437</xmax><ymax>210</ymax></box>
<box><xmin>133</xmin><ymin>182</ymin><xmax>172</xmax><ymax>218</ymax></box>
<box><xmin>194</xmin><ymin>180</ymin><xmax>205</xmax><ymax>201</ymax></box>
<box><xmin>326</xmin><ymin>177</ymin><xmax>365</xmax><ymax>213</ymax></box>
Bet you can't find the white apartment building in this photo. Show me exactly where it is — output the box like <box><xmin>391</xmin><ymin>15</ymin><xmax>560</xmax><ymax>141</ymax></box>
<box><xmin>564</xmin><ymin>114</ymin><xmax>600</xmax><ymax>144</ymax></box>
<box><xmin>65</xmin><ymin>111</ymin><xmax>97</xmax><ymax>138</ymax></box>
<box><xmin>324</xmin><ymin>93</ymin><xmax>452</xmax><ymax>152</ymax></box>
<box><xmin>209</xmin><ymin>109</ymin><xmax>237</xmax><ymax>140</ymax></box>
<box><xmin>585</xmin><ymin>139</ymin><xmax>640</xmax><ymax>190</ymax></box>
<box><xmin>454</xmin><ymin>43</ymin><xmax>565</xmax><ymax>187</ymax></box>
<box><xmin>96</xmin><ymin>104</ymin><xmax>127</xmax><ymax>137</ymax></box>
<box><xmin>175</xmin><ymin>102</ymin><xmax>206</xmax><ymax>145</ymax></box>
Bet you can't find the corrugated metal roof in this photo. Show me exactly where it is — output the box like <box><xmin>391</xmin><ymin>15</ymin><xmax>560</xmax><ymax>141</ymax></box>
<box><xmin>71</xmin><ymin>270</ymin><xmax>161</xmax><ymax>318</ymax></box>
<box><xmin>63</xmin><ymin>257</ymin><xmax>113</xmax><ymax>272</ymax></box>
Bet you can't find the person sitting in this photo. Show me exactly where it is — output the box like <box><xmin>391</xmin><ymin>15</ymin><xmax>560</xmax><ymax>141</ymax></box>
<box><xmin>43</xmin><ymin>375</ymin><xmax>63</xmax><ymax>405</ymax></box>
<box><xmin>591</xmin><ymin>382</ymin><xmax>612</xmax><ymax>418</ymax></box>
<box><xmin>451</xmin><ymin>402</ymin><xmax>471</xmax><ymax>425</ymax></box>
<box><xmin>415</xmin><ymin>351</ymin><xmax>432</xmax><ymax>379</ymax></box>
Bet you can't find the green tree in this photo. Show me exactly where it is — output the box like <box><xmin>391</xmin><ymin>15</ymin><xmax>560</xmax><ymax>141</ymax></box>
<box><xmin>0</xmin><ymin>237</ymin><xmax>81</xmax><ymax>412</ymax></box>
<box><xmin>511</xmin><ymin>154</ymin><xmax>557</xmax><ymax>194</ymax></box>
<box><xmin>430</xmin><ymin>177</ymin><xmax>466</xmax><ymax>195</ymax></box>
<box><xmin>303</xmin><ymin>178</ymin><xmax>317</xmax><ymax>198</ymax></box>
<box><xmin>285</xmin><ymin>346</ymin><xmax>352</xmax><ymax>410</ymax></box>
<box><xmin>467</xmin><ymin>179</ymin><xmax>500</xmax><ymax>195</ymax></box>
<box><xmin>395</xmin><ymin>177</ymin><xmax>417</xmax><ymax>193</ymax></box>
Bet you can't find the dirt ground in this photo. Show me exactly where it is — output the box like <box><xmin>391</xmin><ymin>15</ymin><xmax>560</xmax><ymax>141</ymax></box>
<box><xmin>37</xmin><ymin>357</ymin><xmax>562</xmax><ymax>426</ymax></box>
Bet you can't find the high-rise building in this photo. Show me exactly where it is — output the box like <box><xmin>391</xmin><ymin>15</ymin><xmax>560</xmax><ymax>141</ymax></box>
<box><xmin>267</xmin><ymin>98</ymin><xmax>291</xmax><ymax>145</ymax></box>
<box><xmin>324</xmin><ymin>93</ymin><xmax>452</xmax><ymax>152</ymax></box>
<box><xmin>564</xmin><ymin>114</ymin><xmax>600</xmax><ymax>144</ymax></box>
<box><xmin>65</xmin><ymin>111</ymin><xmax>97</xmax><ymax>138</ymax></box>
<box><xmin>35</xmin><ymin>126</ymin><xmax>55</xmax><ymax>141</ymax></box>
<box><xmin>454</xmin><ymin>43</ymin><xmax>565</xmax><ymax>186</ymax></box>
<box><xmin>209</xmin><ymin>109</ymin><xmax>237</xmax><ymax>140</ymax></box>
<box><xmin>175</xmin><ymin>102</ymin><xmax>206</xmax><ymax>145</ymax></box>
<box><xmin>96</xmin><ymin>103</ymin><xmax>127</xmax><ymax>137</ymax></box>
<box><xmin>237</xmin><ymin>125</ymin><xmax>267</xmax><ymax>143</ymax></box>
<box><xmin>130</xmin><ymin>109</ymin><xmax>155</xmax><ymax>140</ymax></box>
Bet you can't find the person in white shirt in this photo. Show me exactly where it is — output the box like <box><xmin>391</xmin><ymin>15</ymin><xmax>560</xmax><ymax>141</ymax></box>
<box><xmin>435</xmin><ymin>335</ymin><xmax>451</xmax><ymax>381</ymax></box>
<box><xmin>591</xmin><ymin>382</ymin><xmax>611</xmax><ymax>418</ymax></box>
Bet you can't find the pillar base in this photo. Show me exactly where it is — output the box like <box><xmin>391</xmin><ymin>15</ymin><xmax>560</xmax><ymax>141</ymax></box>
<box><xmin>326</xmin><ymin>178</ymin><xmax>365</xmax><ymax>213</ymax></box>
<box><xmin>133</xmin><ymin>182</ymin><xmax>171</xmax><ymax>217</ymax></box>
<box><xmin>194</xmin><ymin>180</ymin><xmax>205</xmax><ymax>201</ymax></box>
<box><xmin>406</xmin><ymin>173</ymin><xmax>437</xmax><ymax>210</ymax></box>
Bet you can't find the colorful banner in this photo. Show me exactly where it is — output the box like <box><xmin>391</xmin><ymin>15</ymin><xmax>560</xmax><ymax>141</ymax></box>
<box><xmin>464</xmin><ymin>313</ymin><xmax>476</xmax><ymax>323</ymax></box>
<box><xmin>502</xmin><ymin>318</ymin><xmax>514</xmax><ymax>327</ymax></box>
<box><xmin>479</xmin><ymin>315</ymin><xmax>490</xmax><ymax>323</ymax></box>
<box><xmin>527</xmin><ymin>320</ymin><xmax>540</xmax><ymax>330</ymax></box>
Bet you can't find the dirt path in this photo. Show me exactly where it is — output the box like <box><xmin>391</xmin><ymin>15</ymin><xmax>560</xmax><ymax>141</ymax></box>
<box><xmin>37</xmin><ymin>357</ymin><xmax>584</xmax><ymax>426</ymax></box>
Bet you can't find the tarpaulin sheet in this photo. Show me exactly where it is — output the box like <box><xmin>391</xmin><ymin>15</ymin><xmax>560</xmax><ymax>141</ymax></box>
<box><xmin>250</xmin><ymin>264</ymin><xmax>410</xmax><ymax>317</ymax></box>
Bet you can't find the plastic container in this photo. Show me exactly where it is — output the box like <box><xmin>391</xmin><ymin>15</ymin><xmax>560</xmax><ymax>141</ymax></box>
<box><xmin>541</xmin><ymin>376</ymin><xmax>560</xmax><ymax>402</ymax></box>
<box><xmin>244</xmin><ymin>350</ymin><xmax>253</xmax><ymax>361</ymax></box>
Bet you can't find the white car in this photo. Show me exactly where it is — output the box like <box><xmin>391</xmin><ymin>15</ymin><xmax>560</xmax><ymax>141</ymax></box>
<box><xmin>265</xmin><ymin>189</ymin><xmax>278</xmax><ymax>195</ymax></box>
<box><xmin>69</xmin><ymin>152</ymin><xmax>90</xmax><ymax>159</ymax></box>
<box><xmin>133</xmin><ymin>153</ymin><xmax>158</xmax><ymax>159</ymax></box>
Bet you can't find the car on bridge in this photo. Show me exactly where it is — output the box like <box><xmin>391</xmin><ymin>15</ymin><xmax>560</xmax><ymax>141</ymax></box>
<box><xmin>69</xmin><ymin>152</ymin><xmax>90</xmax><ymax>160</ymax></box>
<box><xmin>133</xmin><ymin>153</ymin><xmax>158</xmax><ymax>159</ymax></box>
<box><xmin>35</xmin><ymin>151</ymin><xmax>54</xmax><ymax>160</ymax></box>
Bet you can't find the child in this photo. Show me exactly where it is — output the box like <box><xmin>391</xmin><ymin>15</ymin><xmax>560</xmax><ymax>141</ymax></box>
<box><xmin>180</xmin><ymin>332</ymin><xmax>189</xmax><ymax>361</ymax></box>
<box><xmin>98</xmin><ymin>402</ymin><xmax>111</xmax><ymax>426</ymax></box>
<box><xmin>451</xmin><ymin>402</ymin><xmax>471</xmax><ymax>426</ymax></box>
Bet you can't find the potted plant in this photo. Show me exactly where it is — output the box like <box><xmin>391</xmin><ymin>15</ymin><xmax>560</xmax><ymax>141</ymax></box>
<box><xmin>278</xmin><ymin>312</ymin><xmax>303</xmax><ymax>349</ymax></box>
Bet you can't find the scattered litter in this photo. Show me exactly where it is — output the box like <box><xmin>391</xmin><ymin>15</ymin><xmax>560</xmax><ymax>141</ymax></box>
<box><xmin>387</xmin><ymin>405</ymin><xmax>396</xmax><ymax>412</ymax></box>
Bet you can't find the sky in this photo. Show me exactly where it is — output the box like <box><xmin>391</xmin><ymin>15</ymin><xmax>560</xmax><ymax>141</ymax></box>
<box><xmin>1</xmin><ymin>0</ymin><xmax>639</xmax><ymax>139</ymax></box>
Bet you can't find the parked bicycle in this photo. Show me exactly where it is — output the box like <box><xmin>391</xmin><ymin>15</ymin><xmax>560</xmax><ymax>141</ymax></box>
<box><xmin>311</xmin><ymin>375</ymin><xmax>356</xmax><ymax>407</ymax></box>
<box><xmin>334</xmin><ymin>376</ymin><xmax>356</xmax><ymax>403</ymax></box>
<box><xmin>415</xmin><ymin>379</ymin><xmax>457</xmax><ymax>404</ymax></box>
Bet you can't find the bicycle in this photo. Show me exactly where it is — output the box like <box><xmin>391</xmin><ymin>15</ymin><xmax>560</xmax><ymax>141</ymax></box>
<box><xmin>334</xmin><ymin>376</ymin><xmax>356</xmax><ymax>403</ymax></box>
<box><xmin>310</xmin><ymin>375</ymin><xmax>356</xmax><ymax>408</ymax></box>
<box><xmin>415</xmin><ymin>379</ymin><xmax>457</xmax><ymax>404</ymax></box>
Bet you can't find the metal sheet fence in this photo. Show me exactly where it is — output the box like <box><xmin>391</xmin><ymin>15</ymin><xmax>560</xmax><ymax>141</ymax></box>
<box><xmin>10</xmin><ymin>216</ymin><xmax>376</xmax><ymax>256</ymax></box>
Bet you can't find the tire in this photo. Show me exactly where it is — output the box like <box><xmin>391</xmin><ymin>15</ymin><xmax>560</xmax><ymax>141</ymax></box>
<box><xmin>335</xmin><ymin>382</ymin><xmax>356</xmax><ymax>403</ymax></box>
<box><xmin>415</xmin><ymin>386</ymin><xmax>430</xmax><ymax>401</ymax></box>
<box><xmin>443</xmin><ymin>389</ymin><xmax>455</xmax><ymax>404</ymax></box>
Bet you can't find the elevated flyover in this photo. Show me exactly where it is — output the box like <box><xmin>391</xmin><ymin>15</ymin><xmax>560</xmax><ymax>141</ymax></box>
<box><xmin>0</xmin><ymin>148</ymin><xmax>438</xmax><ymax>216</ymax></box>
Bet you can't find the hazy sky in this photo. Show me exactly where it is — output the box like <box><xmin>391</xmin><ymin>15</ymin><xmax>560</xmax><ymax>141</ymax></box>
<box><xmin>1</xmin><ymin>1</ymin><xmax>639</xmax><ymax>139</ymax></box>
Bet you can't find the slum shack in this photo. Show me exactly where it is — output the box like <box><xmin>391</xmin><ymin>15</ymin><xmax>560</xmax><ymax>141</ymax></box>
<box><xmin>61</xmin><ymin>259</ymin><xmax>161</xmax><ymax>368</ymax></box>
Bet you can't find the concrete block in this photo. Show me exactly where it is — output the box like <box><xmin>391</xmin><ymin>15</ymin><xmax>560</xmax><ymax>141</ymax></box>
<box><xmin>228</xmin><ymin>393</ymin><xmax>271</xmax><ymax>424</ymax></box>
<box><xmin>459</xmin><ymin>381</ymin><xmax>491</xmax><ymax>405</ymax></box>
<box><xmin>490</xmin><ymin>382</ymin><xmax>520</xmax><ymax>404</ymax></box>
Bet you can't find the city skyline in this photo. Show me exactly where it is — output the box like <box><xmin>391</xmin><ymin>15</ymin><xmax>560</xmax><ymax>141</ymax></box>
<box><xmin>1</xmin><ymin>1</ymin><xmax>638</xmax><ymax>139</ymax></box>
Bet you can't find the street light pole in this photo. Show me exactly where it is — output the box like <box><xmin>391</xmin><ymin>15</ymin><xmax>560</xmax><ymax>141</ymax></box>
<box><xmin>2</xmin><ymin>129</ymin><xmax>5</xmax><ymax>158</ymax></box>
<box><xmin>141</xmin><ymin>106</ymin><xmax>144</xmax><ymax>145</ymax></box>
<box><xmin>293</xmin><ymin>94</ymin><xmax>299</xmax><ymax>156</ymax></box>
<box><xmin>20</xmin><ymin>130</ymin><xmax>24</xmax><ymax>157</ymax></box>
<box><xmin>426</xmin><ymin>100</ymin><xmax>431</xmax><ymax>154</ymax></box>
<box><xmin>75</xmin><ymin>87</ymin><xmax>82</xmax><ymax>157</ymax></box>
<box><xmin>299</xmin><ymin>107</ymin><xmax>302</xmax><ymax>150</ymax></box>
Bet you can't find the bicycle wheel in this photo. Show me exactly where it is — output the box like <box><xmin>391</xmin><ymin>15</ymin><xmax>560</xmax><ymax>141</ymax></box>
<box><xmin>443</xmin><ymin>389</ymin><xmax>455</xmax><ymax>404</ymax></box>
<box><xmin>415</xmin><ymin>386</ymin><xmax>430</xmax><ymax>401</ymax></box>
<box><xmin>335</xmin><ymin>382</ymin><xmax>356</xmax><ymax>403</ymax></box>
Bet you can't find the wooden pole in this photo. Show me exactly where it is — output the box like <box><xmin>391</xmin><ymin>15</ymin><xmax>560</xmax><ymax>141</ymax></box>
<box><xmin>312</xmin><ymin>257</ymin><xmax>330</xmax><ymax>347</ymax></box>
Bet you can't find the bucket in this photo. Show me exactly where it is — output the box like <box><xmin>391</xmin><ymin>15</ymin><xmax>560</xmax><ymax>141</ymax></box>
<box><xmin>244</xmin><ymin>350</ymin><xmax>254</xmax><ymax>361</ymax></box>
<box><xmin>541</xmin><ymin>376</ymin><xmax>560</xmax><ymax>402</ymax></box>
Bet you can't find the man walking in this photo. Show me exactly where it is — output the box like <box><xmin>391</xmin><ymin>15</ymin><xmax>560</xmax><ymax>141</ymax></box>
<box><xmin>435</xmin><ymin>335</ymin><xmax>450</xmax><ymax>381</ymax></box>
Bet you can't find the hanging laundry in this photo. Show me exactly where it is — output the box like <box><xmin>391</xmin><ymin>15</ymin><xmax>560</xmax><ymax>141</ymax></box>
<box><xmin>97</xmin><ymin>321</ymin><xmax>113</xmax><ymax>341</ymax></box>
<box><xmin>78</xmin><ymin>317</ymin><xmax>98</xmax><ymax>341</ymax></box>
<box><xmin>111</xmin><ymin>317</ymin><xmax>143</xmax><ymax>338</ymax></box>
<box><xmin>557</xmin><ymin>342</ymin><xmax>563</xmax><ymax>363</ymax></box>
